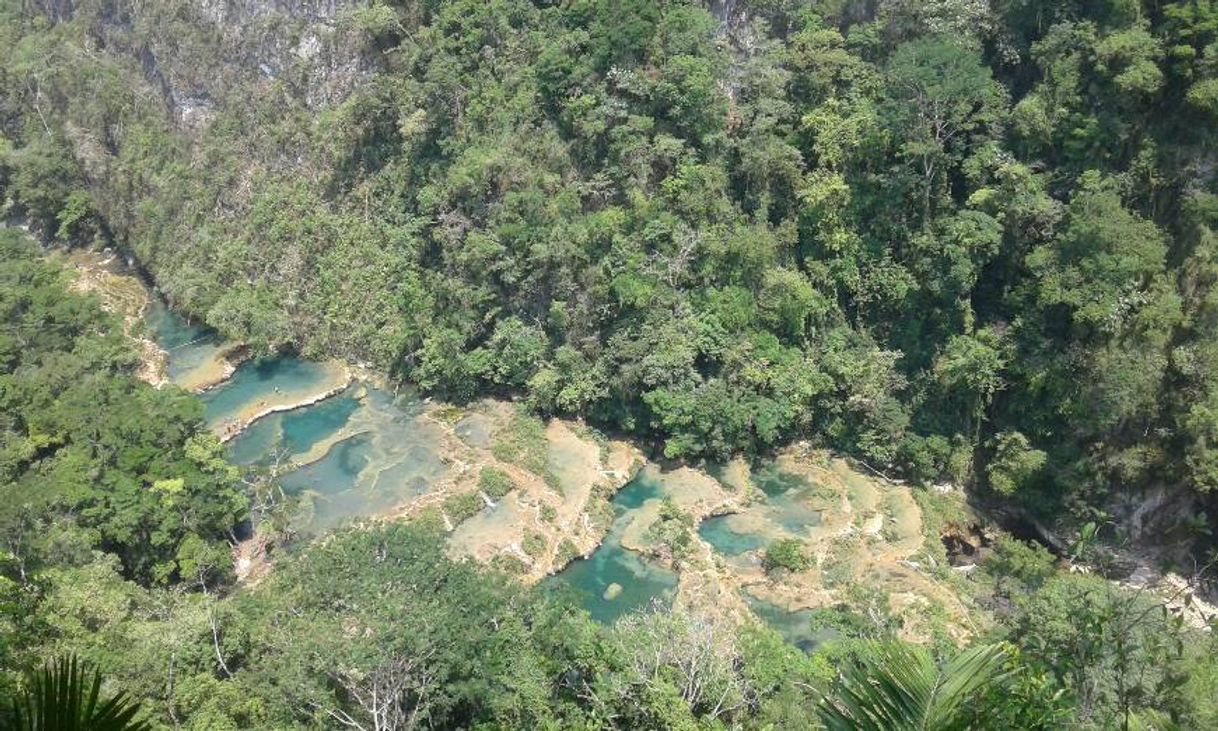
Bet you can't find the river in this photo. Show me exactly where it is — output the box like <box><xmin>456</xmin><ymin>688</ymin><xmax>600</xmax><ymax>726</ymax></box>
<box><xmin>143</xmin><ymin>298</ymin><xmax>968</xmax><ymax>647</ymax></box>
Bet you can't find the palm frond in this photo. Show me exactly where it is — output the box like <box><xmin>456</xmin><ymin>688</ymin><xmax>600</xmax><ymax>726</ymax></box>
<box><xmin>10</xmin><ymin>654</ymin><xmax>151</xmax><ymax>731</ymax></box>
<box><xmin>819</xmin><ymin>641</ymin><xmax>1010</xmax><ymax>731</ymax></box>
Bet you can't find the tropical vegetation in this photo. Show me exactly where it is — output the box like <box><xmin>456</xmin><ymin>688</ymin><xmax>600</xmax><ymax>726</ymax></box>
<box><xmin>5</xmin><ymin>0</ymin><xmax>1218</xmax><ymax>728</ymax></box>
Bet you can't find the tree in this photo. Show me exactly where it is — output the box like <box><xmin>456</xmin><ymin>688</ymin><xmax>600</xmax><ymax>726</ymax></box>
<box><xmin>1006</xmin><ymin>574</ymin><xmax>1195</xmax><ymax>728</ymax></box>
<box><xmin>933</xmin><ymin>327</ymin><xmax>1008</xmax><ymax>442</ymax></box>
<box><xmin>883</xmin><ymin>39</ymin><xmax>1007</xmax><ymax>223</ymax></box>
<box><xmin>817</xmin><ymin>641</ymin><xmax>1010</xmax><ymax>730</ymax></box>
<box><xmin>9</xmin><ymin>655</ymin><xmax>150</xmax><ymax>731</ymax></box>
<box><xmin>1027</xmin><ymin>173</ymin><xmax>1170</xmax><ymax>336</ymax></box>
<box><xmin>986</xmin><ymin>431</ymin><xmax>1047</xmax><ymax>496</ymax></box>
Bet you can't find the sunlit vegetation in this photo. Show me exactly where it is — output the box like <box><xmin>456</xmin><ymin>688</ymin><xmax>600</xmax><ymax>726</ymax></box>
<box><xmin>6</xmin><ymin>0</ymin><xmax>1218</xmax><ymax>728</ymax></box>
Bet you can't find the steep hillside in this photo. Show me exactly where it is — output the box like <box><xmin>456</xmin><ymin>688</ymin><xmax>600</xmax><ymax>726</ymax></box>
<box><xmin>5</xmin><ymin>0</ymin><xmax>1218</xmax><ymax>560</ymax></box>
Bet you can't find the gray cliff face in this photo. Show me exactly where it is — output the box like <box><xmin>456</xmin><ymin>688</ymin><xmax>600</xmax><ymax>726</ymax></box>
<box><xmin>186</xmin><ymin>0</ymin><xmax>371</xmax><ymax>113</ymax></box>
<box><xmin>77</xmin><ymin>0</ymin><xmax>373</xmax><ymax>131</ymax></box>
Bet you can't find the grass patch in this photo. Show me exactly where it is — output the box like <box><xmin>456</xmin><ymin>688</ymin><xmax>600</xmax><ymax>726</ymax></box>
<box><xmin>444</xmin><ymin>491</ymin><xmax>484</xmax><ymax>525</ymax></box>
<box><xmin>522</xmin><ymin>532</ymin><xmax>547</xmax><ymax>558</ymax></box>
<box><xmin>432</xmin><ymin>404</ymin><xmax>465</xmax><ymax>424</ymax></box>
<box><xmin>492</xmin><ymin>553</ymin><xmax>529</xmax><ymax>575</ymax></box>
<box><xmin>479</xmin><ymin>466</ymin><xmax>517</xmax><ymax>499</ymax></box>
<box><xmin>411</xmin><ymin>506</ymin><xmax>446</xmax><ymax>532</ymax></box>
<box><xmin>492</xmin><ymin>409</ymin><xmax>558</xmax><ymax>488</ymax></box>
<box><xmin>821</xmin><ymin>536</ymin><xmax>859</xmax><ymax>587</ymax></box>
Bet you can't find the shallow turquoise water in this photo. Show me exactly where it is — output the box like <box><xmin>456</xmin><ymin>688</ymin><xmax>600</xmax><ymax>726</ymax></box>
<box><xmin>145</xmin><ymin>295</ymin><xmax>456</xmax><ymax>535</ymax></box>
<box><xmin>549</xmin><ymin>471</ymin><xmax>677</xmax><ymax>623</ymax></box>
<box><xmin>697</xmin><ymin>464</ymin><xmax>834</xmax><ymax>646</ymax></box>
<box><xmin>611</xmin><ymin>471</ymin><xmax>665</xmax><ymax>509</ymax></box>
<box><xmin>744</xmin><ymin>595</ymin><xmax>832</xmax><ymax>653</ymax></box>
<box><xmin>753</xmin><ymin>463</ymin><xmax>810</xmax><ymax>497</ymax></box>
<box><xmin>144</xmin><ymin>299</ymin><xmax>226</xmax><ymax>384</ymax></box>
<box><xmin>227</xmin><ymin>392</ymin><xmax>360</xmax><ymax>466</ymax></box>
<box><xmin>281</xmin><ymin>433</ymin><xmax>376</xmax><ymax>498</ymax></box>
<box><xmin>147</xmin><ymin>302</ymin><xmax>837</xmax><ymax>644</ymax></box>
<box><xmin>698</xmin><ymin>515</ymin><xmax>768</xmax><ymax>555</ymax></box>
<box><xmin>745</xmin><ymin>463</ymin><xmax>824</xmax><ymax>535</ymax></box>
<box><xmin>200</xmin><ymin>357</ymin><xmax>340</xmax><ymax>428</ymax></box>
<box><xmin>265</xmin><ymin>387</ymin><xmax>449</xmax><ymax>534</ymax></box>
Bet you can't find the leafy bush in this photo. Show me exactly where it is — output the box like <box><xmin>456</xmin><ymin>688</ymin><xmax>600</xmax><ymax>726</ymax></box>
<box><xmin>763</xmin><ymin>539</ymin><xmax>811</xmax><ymax>573</ymax></box>
<box><xmin>555</xmin><ymin>539</ymin><xmax>581</xmax><ymax>566</ymax></box>
<box><xmin>443</xmin><ymin>492</ymin><xmax>485</xmax><ymax>524</ymax></box>
<box><xmin>522</xmin><ymin>532</ymin><xmax>547</xmax><ymax>558</ymax></box>
<box><xmin>479</xmin><ymin>466</ymin><xmax>517</xmax><ymax>499</ymax></box>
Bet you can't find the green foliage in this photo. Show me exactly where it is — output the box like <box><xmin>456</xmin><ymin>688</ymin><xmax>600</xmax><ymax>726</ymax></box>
<box><xmin>817</xmin><ymin>640</ymin><xmax>1011</xmax><ymax>730</ymax></box>
<box><xmin>647</xmin><ymin>497</ymin><xmax>696</xmax><ymax>561</ymax></box>
<box><xmin>554</xmin><ymin>538</ymin><xmax>580</xmax><ymax>566</ymax></box>
<box><xmin>0</xmin><ymin>233</ymin><xmax>246</xmax><ymax>587</ymax></box>
<box><xmin>6</xmin><ymin>3</ymin><xmax>1218</xmax><ymax>726</ymax></box>
<box><xmin>233</xmin><ymin>523</ymin><xmax>586</xmax><ymax>728</ymax></box>
<box><xmin>521</xmin><ymin>532</ymin><xmax>546</xmax><ymax>559</ymax></box>
<box><xmin>807</xmin><ymin>603</ymin><xmax>896</xmax><ymax>641</ymax></box>
<box><xmin>986</xmin><ymin>431</ymin><xmax>1047</xmax><ymax>496</ymax></box>
<box><xmin>984</xmin><ymin>535</ymin><xmax>1057</xmax><ymax>595</ymax></box>
<box><xmin>763</xmin><ymin>538</ymin><xmax>811</xmax><ymax>573</ymax></box>
<box><xmin>478</xmin><ymin>466</ymin><xmax>517</xmax><ymax>499</ymax></box>
<box><xmin>443</xmin><ymin>491</ymin><xmax>485</xmax><ymax>525</ymax></box>
<box><xmin>8</xmin><ymin>0</ymin><xmax>1217</xmax><ymax>544</ymax></box>
<box><xmin>10</xmin><ymin>655</ymin><xmax>150</xmax><ymax>731</ymax></box>
<box><xmin>1005</xmin><ymin>573</ymin><xmax>1195</xmax><ymax>727</ymax></box>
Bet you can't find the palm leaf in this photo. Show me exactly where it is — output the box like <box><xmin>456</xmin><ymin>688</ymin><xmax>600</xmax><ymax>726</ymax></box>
<box><xmin>819</xmin><ymin>641</ymin><xmax>1010</xmax><ymax>731</ymax></box>
<box><xmin>10</xmin><ymin>654</ymin><xmax>151</xmax><ymax>731</ymax></box>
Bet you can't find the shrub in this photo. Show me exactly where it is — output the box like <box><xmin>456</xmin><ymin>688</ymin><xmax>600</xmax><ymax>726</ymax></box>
<box><xmin>479</xmin><ymin>466</ymin><xmax>517</xmax><ymax>499</ymax></box>
<box><xmin>763</xmin><ymin>538</ymin><xmax>811</xmax><ymax>573</ymax></box>
<box><xmin>555</xmin><ymin>539</ymin><xmax>581</xmax><ymax>566</ymax></box>
<box><xmin>444</xmin><ymin>491</ymin><xmax>485</xmax><ymax>524</ymax></box>
<box><xmin>522</xmin><ymin>532</ymin><xmax>547</xmax><ymax>558</ymax></box>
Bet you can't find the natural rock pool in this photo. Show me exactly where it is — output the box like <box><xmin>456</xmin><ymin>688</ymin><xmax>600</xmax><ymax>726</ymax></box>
<box><xmin>201</xmin><ymin>357</ymin><xmax>350</xmax><ymax>436</ymax></box>
<box><xmin>547</xmin><ymin>470</ymin><xmax>679</xmax><ymax>623</ymax></box>
<box><xmin>144</xmin><ymin>298</ymin><xmax>234</xmax><ymax>392</ymax></box>
<box><xmin>144</xmin><ymin>304</ymin><xmax>969</xmax><ymax>646</ymax></box>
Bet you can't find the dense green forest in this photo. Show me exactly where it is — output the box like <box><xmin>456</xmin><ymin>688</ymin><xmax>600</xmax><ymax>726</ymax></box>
<box><xmin>5</xmin><ymin>0</ymin><xmax>1218</xmax><ymax>550</ymax></box>
<box><xmin>6</xmin><ymin>0</ymin><xmax>1218</xmax><ymax>727</ymax></box>
<box><xmin>0</xmin><ymin>229</ymin><xmax>1215</xmax><ymax>728</ymax></box>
